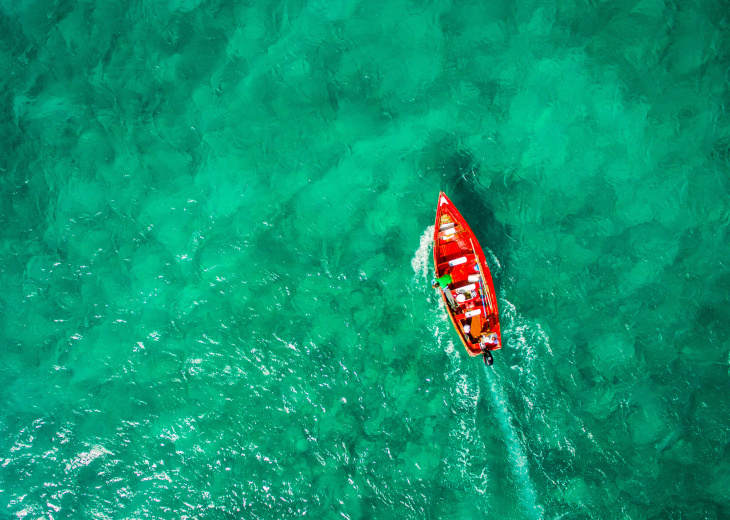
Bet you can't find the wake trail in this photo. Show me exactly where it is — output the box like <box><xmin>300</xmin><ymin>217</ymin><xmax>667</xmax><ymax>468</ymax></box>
<box><xmin>411</xmin><ymin>225</ymin><xmax>435</xmax><ymax>283</ymax></box>
<box><xmin>483</xmin><ymin>366</ymin><xmax>544</xmax><ymax>520</ymax></box>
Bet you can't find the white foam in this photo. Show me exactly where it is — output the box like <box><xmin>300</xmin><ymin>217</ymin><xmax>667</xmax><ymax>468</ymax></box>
<box><xmin>65</xmin><ymin>445</ymin><xmax>112</xmax><ymax>472</ymax></box>
<box><xmin>411</xmin><ymin>225</ymin><xmax>435</xmax><ymax>282</ymax></box>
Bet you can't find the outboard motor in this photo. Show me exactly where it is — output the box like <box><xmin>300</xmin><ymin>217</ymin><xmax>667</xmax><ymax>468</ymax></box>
<box><xmin>483</xmin><ymin>350</ymin><xmax>494</xmax><ymax>366</ymax></box>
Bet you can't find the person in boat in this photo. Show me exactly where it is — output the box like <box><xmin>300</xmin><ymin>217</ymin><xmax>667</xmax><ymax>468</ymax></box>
<box><xmin>480</xmin><ymin>332</ymin><xmax>499</xmax><ymax>350</ymax></box>
<box><xmin>431</xmin><ymin>273</ymin><xmax>452</xmax><ymax>289</ymax></box>
<box><xmin>462</xmin><ymin>323</ymin><xmax>471</xmax><ymax>339</ymax></box>
<box><xmin>432</xmin><ymin>273</ymin><xmax>459</xmax><ymax>310</ymax></box>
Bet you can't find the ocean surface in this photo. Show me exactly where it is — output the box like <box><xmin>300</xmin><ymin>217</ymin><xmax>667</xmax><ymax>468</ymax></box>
<box><xmin>2</xmin><ymin>0</ymin><xmax>730</xmax><ymax>518</ymax></box>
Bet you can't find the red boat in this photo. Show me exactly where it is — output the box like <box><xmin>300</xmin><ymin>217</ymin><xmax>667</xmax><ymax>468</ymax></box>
<box><xmin>432</xmin><ymin>192</ymin><xmax>501</xmax><ymax>364</ymax></box>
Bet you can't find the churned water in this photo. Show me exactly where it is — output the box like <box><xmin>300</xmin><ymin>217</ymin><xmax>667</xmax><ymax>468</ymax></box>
<box><xmin>2</xmin><ymin>0</ymin><xmax>730</xmax><ymax>518</ymax></box>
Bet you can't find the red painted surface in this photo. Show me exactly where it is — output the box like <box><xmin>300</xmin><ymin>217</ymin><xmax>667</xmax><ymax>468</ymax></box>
<box><xmin>433</xmin><ymin>192</ymin><xmax>502</xmax><ymax>357</ymax></box>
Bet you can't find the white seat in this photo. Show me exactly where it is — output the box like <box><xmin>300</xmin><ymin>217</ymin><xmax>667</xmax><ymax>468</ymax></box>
<box><xmin>448</xmin><ymin>256</ymin><xmax>467</xmax><ymax>267</ymax></box>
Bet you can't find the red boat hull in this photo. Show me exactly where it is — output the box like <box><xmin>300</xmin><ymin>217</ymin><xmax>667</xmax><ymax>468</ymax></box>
<box><xmin>433</xmin><ymin>192</ymin><xmax>501</xmax><ymax>356</ymax></box>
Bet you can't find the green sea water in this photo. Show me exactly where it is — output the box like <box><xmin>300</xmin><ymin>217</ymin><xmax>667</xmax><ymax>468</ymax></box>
<box><xmin>2</xmin><ymin>0</ymin><xmax>730</xmax><ymax>518</ymax></box>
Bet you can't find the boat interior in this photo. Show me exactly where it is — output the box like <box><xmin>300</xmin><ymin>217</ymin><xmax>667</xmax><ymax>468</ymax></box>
<box><xmin>436</xmin><ymin>211</ymin><xmax>499</xmax><ymax>351</ymax></box>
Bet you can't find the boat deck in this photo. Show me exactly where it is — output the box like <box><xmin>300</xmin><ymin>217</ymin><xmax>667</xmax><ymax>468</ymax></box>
<box><xmin>433</xmin><ymin>193</ymin><xmax>501</xmax><ymax>356</ymax></box>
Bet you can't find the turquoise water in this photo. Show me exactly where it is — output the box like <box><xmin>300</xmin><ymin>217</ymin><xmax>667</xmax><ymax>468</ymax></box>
<box><xmin>2</xmin><ymin>0</ymin><xmax>730</xmax><ymax>517</ymax></box>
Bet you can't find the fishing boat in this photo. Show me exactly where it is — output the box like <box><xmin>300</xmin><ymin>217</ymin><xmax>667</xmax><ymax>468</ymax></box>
<box><xmin>432</xmin><ymin>192</ymin><xmax>501</xmax><ymax>365</ymax></box>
